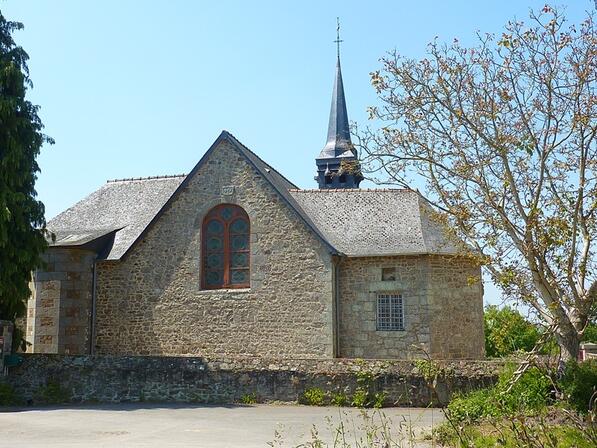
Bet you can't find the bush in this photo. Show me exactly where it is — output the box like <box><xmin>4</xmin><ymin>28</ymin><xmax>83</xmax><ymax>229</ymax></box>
<box><xmin>495</xmin><ymin>365</ymin><xmax>551</xmax><ymax>414</ymax></box>
<box><xmin>446</xmin><ymin>365</ymin><xmax>551</xmax><ymax>423</ymax></box>
<box><xmin>330</xmin><ymin>391</ymin><xmax>349</xmax><ymax>406</ymax></box>
<box><xmin>351</xmin><ymin>388</ymin><xmax>369</xmax><ymax>408</ymax></box>
<box><xmin>301</xmin><ymin>387</ymin><xmax>326</xmax><ymax>406</ymax></box>
<box><xmin>484</xmin><ymin>305</ymin><xmax>541</xmax><ymax>357</ymax></box>
<box><xmin>446</xmin><ymin>388</ymin><xmax>497</xmax><ymax>423</ymax></box>
<box><xmin>240</xmin><ymin>393</ymin><xmax>257</xmax><ymax>405</ymax></box>
<box><xmin>559</xmin><ymin>359</ymin><xmax>597</xmax><ymax>413</ymax></box>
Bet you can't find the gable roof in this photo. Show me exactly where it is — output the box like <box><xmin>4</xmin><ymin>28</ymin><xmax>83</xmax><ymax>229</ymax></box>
<box><xmin>47</xmin><ymin>131</ymin><xmax>459</xmax><ymax>261</ymax></box>
<box><xmin>47</xmin><ymin>131</ymin><xmax>339</xmax><ymax>260</ymax></box>
<box><xmin>289</xmin><ymin>189</ymin><xmax>459</xmax><ymax>257</ymax></box>
<box><xmin>47</xmin><ymin>175</ymin><xmax>185</xmax><ymax>260</ymax></box>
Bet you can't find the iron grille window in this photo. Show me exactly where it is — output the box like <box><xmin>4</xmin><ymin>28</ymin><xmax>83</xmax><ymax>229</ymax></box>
<box><xmin>376</xmin><ymin>294</ymin><xmax>404</xmax><ymax>331</ymax></box>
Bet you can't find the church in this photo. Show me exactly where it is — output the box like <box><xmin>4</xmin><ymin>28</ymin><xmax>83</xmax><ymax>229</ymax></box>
<box><xmin>24</xmin><ymin>53</ymin><xmax>485</xmax><ymax>360</ymax></box>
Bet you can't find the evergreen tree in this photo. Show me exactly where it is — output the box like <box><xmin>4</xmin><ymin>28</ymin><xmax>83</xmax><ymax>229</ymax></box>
<box><xmin>0</xmin><ymin>11</ymin><xmax>52</xmax><ymax>326</ymax></box>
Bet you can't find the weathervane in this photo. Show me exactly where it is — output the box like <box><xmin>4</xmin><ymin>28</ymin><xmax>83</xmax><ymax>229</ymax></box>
<box><xmin>334</xmin><ymin>17</ymin><xmax>343</xmax><ymax>59</ymax></box>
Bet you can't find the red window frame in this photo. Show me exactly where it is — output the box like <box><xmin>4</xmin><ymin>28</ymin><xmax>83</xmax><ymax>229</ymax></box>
<box><xmin>201</xmin><ymin>204</ymin><xmax>250</xmax><ymax>289</ymax></box>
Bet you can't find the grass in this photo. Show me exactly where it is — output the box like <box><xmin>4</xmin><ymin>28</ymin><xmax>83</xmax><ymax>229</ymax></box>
<box><xmin>435</xmin><ymin>414</ymin><xmax>595</xmax><ymax>448</ymax></box>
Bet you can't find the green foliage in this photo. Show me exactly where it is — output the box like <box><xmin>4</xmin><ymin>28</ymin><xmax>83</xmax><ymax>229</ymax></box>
<box><xmin>0</xmin><ymin>12</ymin><xmax>52</xmax><ymax>327</ymax></box>
<box><xmin>413</xmin><ymin>358</ymin><xmax>445</xmax><ymax>382</ymax></box>
<box><xmin>372</xmin><ymin>391</ymin><xmax>387</xmax><ymax>409</ymax></box>
<box><xmin>447</xmin><ymin>388</ymin><xmax>497</xmax><ymax>423</ymax></box>
<box><xmin>447</xmin><ymin>365</ymin><xmax>551</xmax><ymax>423</ymax></box>
<box><xmin>0</xmin><ymin>382</ymin><xmax>20</xmax><ymax>405</ymax></box>
<box><xmin>350</xmin><ymin>388</ymin><xmax>368</xmax><ymax>408</ymax></box>
<box><xmin>484</xmin><ymin>306</ymin><xmax>541</xmax><ymax>357</ymax></box>
<box><xmin>582</xmin><ymin>322</ymin><xmax>597</xmax><ymax>342</ymax></box>
<box><xmin>436</xmin><ymin>421</ymin><xmax>595</xmax><ymax>448</ymax></box>
<box><xmin>36</xmin><ymin>381</ymin><xmax>70</xmax><ymax>404</ymax></box>
<box><xmin>301</xmin><ymin>387</ymin><xmax>326</xmax><ymax>406</ymax></box>
<box><xmin>240</xmin><ymin>392</ymin><xmax>257</xmax><ymax>405</ymax></box>
<box><xmin>559</xmin><ymin>359</ymin><xmax>597</xmax><ymax>413</ymax></box>
<box><xmin>351</xmin><ymin>365</ymin><xmax>379</xmax><ymax>408</ymax></box>
<box><xmin>330</xmin><ymin>390</ymin><xmax>349</xmax><ymax>407</ymax></box>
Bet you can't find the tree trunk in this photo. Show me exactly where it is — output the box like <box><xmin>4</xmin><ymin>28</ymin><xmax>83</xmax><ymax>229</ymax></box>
<box><xmin>556</xmin><ymin>328</ymin><xmax>580</xmax><ymax>361</ymax></box>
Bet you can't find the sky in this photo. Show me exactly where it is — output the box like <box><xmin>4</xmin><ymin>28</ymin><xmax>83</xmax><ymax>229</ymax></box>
<box><xmin>1</xmin><ymin>0</ymin><xmax>594</xmax><ymax>306</ymax></box>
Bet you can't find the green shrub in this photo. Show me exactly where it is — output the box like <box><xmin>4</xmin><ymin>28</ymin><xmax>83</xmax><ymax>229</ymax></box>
<box><xmin>446</xmin><ymin>365</ymin><xmax>551</xmax><ymax>423</ymax></box>
<box><xmin>240</xmin><ymin>393</ymin><xmax>257</xmax><ymax>404</ymax></box>
<box><xmin>495</xmin><ymin>365</ymin><xmax>551</xmax><ymax>414</ymax></box>
<box><xmin>559</xmin><ymin>359</ymin><xmax>597</xmax><ymax>413</ymax></box>
<box><xmin>301</xmin><ymin>387</ymin><xmax>326</xmax><ymax>406</ymax></box>
<box><xmin>0</xmin><ymin>383</ymin><xmax>19</xmax><ymax>406</ymax></box>
<box><xmin>351</xmin><ymin>388</ymin><xmax>369</xmax><ymax>408</ymax></box>
<box><xmin>446</xmin><ymin>388</ymin><xmax>497</xmax><ymax>423</ymax></box>
<box><xmin>330</xmin><ymin>391</ymin><xmax>349</xmax><ymax>406</ymax></box>
<box><xmin>484</xmin><ymin>305</ymin><xmax>542</xmax><ymax>357</ymax></box>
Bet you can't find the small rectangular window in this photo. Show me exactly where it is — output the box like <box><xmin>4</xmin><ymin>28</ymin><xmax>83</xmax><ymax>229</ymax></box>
<box><xmin>376</xmin><ymin>294</ymin><xmax>404</xmax><ymax>331</ymax></box>
<box><xmin>381</xmin><ymin>267</ymin><xmax>396</xmax><ymax>281</ymax></box>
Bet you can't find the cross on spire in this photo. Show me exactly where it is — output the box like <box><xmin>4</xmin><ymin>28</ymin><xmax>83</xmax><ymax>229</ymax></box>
<box><xmin>334</xmin><ymin>17</ymin><xmax>343</xmax><ymax>59</ymax></box>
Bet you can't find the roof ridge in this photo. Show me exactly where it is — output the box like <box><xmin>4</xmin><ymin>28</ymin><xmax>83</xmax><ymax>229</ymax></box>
<box><xmin>106</xmin><ymin>174</ymin><xmax>186</xmax><ymax>183</ymax></box>
<box><xmin>222</xmin><ymin>130</ymin><xmax>299</xmax><ymax>189</ymax></box>
<box><xmin>289</xmin><ymin>188</ymin><xmax>413</xmax><ymax>193</ymax></box>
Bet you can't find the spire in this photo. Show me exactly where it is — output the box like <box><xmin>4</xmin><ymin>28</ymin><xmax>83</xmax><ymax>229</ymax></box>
<box><xmin>314</xmin><ymin>18</ymin><xmax>363</xmax><ymax>190</ymax></box>
<box><xmin>319</xmin><ymin>57</ymin><xmax>353</xmax><ymax>159</ymax></box>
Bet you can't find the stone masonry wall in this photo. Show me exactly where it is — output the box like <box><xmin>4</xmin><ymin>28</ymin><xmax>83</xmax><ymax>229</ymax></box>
<box><xmin>2</xmin><ymin>354</ymin><xmax>501</xmax><ymax>407</ymax></box>
<box><xmin>94</xmin><ymin>140</ymin><xmax>334</xmax><ymax>358</ymax></box>
<box><xmin>25</xmin><ymin>248</ymin><xmax>95</xmax><ymax>354</ymax></box>
<box><xmin>338</xmin><ymin>255</ymin><xmax>484</xmax><ymax>359</ymax></box>
<box><xmin>428</xmin><ymin>256</ymin><xmax>485</xmax><ymax>359</ymax></box>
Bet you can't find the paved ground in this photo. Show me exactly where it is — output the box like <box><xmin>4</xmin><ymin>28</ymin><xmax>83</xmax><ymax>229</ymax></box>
<box><xmin>0</xmin><ymin>404</ymin><xmax>444</xmax><ymax>447</ymax></box>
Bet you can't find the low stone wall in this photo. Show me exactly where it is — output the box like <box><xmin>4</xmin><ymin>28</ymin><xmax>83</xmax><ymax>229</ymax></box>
<box><xmin>2</xmin><ymin>355</ymin><xmax>503</xmax><ymax>407</ymax></box>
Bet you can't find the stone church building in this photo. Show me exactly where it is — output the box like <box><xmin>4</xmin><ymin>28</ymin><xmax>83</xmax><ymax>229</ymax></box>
<box><xmin>25</xmin><ymin>55</ymin><xmax>484</xmax><ymax>360</ymax></box>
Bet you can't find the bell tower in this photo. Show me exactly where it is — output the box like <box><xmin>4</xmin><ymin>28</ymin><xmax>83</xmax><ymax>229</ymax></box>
<box><xmin>315</xmin><ymin>20</ymin><xmax>363</xmax><ymax>189</ymax></box>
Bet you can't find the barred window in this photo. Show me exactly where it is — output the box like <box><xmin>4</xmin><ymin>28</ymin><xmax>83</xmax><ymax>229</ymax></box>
<box><xmin>376</xmin><ymin>294</ymin><xmax>404</xmax><ymax>331</ymax></box>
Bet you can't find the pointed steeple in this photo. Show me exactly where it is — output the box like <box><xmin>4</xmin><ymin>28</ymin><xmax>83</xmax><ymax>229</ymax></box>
<box><xmin>314</xmin><ymin>19</ymin><xmax>363</xmax><ymax>190</ymax></box>
<box><xmin>319</xmin><ymin>57</ymin><xmax>354</xmax><ymax>159</ymax></box>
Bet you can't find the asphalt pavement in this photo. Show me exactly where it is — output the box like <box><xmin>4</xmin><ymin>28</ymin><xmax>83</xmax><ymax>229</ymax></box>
<box><xmin>0</xmin><ymin>403</ymin><xmax>444</xmax><ymax>447</ymax></box>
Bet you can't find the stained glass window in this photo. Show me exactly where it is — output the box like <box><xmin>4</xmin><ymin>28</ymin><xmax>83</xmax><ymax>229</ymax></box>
<box><xmin>202</xmin><ymin>204</ymin><xmax>250</xmax><ymax>289</ymax></box>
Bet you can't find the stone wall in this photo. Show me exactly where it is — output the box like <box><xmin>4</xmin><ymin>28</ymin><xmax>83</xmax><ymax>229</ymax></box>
<box><xmin>428</xmin><ymin>256</ymin><xmax>485</xmax><ymax>359</ymax></box>
<box><xmin>94</xmin><ymin>140</ymin><xmax>335</xmax><ymax>358</ymax></box>
<box><xmin>338</xmin><ymin>255</ymin><xmax>483</xmax><ymax>359</ymax></box>
<box><xmin>2</xmin><ymin>354</ymin><xmax>501</xmax><ymax>407</ymax></box>
<box><xmin>25</xmin><ymin>248</ymin><xmax>95</xmax><ymax>354</ymax></box>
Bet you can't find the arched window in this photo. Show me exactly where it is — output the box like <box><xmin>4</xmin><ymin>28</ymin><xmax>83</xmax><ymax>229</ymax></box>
<box><xmin>201</xmin><ymin>204</ymin><xmax>250</xmax><ymax>289</ymax></box>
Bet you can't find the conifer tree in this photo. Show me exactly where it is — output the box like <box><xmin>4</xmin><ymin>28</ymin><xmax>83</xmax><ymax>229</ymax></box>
<box><xmin>0</xmin><ymin>11</ymin><xmax>52</xmax><ymax>328</ymax></box>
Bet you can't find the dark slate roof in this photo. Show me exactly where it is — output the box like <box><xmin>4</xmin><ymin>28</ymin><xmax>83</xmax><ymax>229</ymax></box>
<box><xmin>318</xmin><ymin>57</ymin><xmax>355</xmax><ymax>160</ymax></box>
<box><xmin>47</xmin><ymin>131</ymin><xmax>457</xmax><ymax>260</ymax></box>
<box><xmin>289</xmin><ymin>189</ymin><xmax>459</xmax><ymax>257</ymax></box>
<box><xmin>47</xmin><ymin>175</ymin><xmax>185</xmax><ymax>260</ymax></box>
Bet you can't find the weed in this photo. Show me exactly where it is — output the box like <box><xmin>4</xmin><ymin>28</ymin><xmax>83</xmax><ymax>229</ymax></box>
<box><xmin>241</xmin><ymin>392</ymin><xmax>257</xmax><ymax>405</ymax></box>
<box><xmin>330</xmin><ymin>390</ymin><xmax>349</xmax><ymax>407</ymax></box>
<box><xmin>301</xmin><ymin>387</ymin><xmax>326</xmax><ymax>406</ymax></box>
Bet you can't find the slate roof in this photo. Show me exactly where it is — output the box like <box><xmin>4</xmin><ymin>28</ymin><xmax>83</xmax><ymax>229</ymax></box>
<box><xmin>289</xmin><ymin>189</ymin><xmax>459</xmax><ymax>257</ymax></box>
<box><xmin>47</xmin><ymin>131</ymin><xmax>458</xmax><ymax>260</ymax></box>
<box><xmin>48</xmin><ymin>175</ymin><xmax>185</xmax><ymax>260</ymax></box>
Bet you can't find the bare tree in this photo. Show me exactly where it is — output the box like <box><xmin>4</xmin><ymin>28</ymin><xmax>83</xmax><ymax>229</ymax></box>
<box><xmin>357</xmin><ymin>6</ymin><xmax>596</xmax><ymax>360</ymax></box>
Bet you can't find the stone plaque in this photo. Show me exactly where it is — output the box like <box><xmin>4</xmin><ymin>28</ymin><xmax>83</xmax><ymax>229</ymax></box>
<box><xmin>221</xmin><ymin>185</ymin><xmax>235</xmax><ymax>196</ymax></box>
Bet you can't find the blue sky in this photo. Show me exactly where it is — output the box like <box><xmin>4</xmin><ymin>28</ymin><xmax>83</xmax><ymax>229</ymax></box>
<box><xmin>2</xmin><ymin>0</ymin><xmax>594</xmax><ymax>306</ymax></box>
